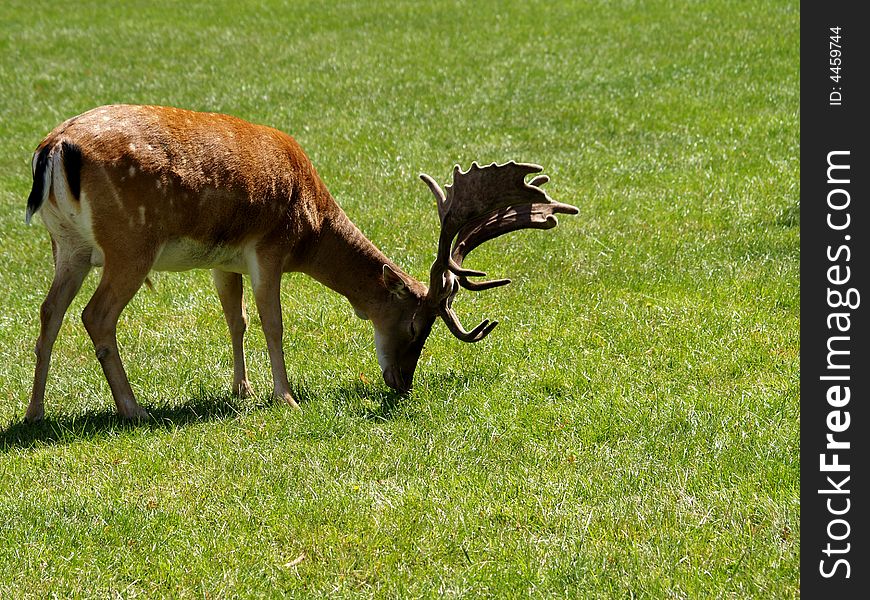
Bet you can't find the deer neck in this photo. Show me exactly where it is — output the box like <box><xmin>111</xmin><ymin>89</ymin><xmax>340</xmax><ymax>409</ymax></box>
<box><xmin>303</xmin><ymin>209</ymin><xmax>408</xmax><ymax>319</ymax></box>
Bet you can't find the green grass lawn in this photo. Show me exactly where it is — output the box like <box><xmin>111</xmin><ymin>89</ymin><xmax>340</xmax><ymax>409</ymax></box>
<box><xmin>0</xmin><ymin>0</ymin><xmax>798</xmax><ymax>597</ymax></box>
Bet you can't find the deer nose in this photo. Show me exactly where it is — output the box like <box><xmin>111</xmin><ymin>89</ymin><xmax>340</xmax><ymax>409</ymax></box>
<box><xmin>382</xmin><ymin>367</ymin><xmax>411</xmax><ymax>395</ymax></box>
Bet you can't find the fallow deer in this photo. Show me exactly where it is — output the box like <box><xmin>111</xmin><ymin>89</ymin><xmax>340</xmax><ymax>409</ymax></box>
<box><xmin>24</xmin><ymin>104</ymin><xmax>578</xmax><ymax>422</ymax></box>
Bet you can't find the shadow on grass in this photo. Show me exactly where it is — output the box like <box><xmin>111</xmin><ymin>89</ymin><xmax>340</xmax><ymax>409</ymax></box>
<box><xmin>1</xmin><ymin>380</ymin><xmax>412</xmax><ymax>451</ymax></box>
<box><xmin>304</xmin><ymin>378</ymin><xmax>406</xmax><ymax>422</ymax></box>
<box><xmin>334</xmin><ymin>368</ymin><xmax>493</xmax><ymax>422</ymax></box>
<box><xmin>0</xmin><ymin>390</ymin><xmax>272</xmax><ymax>452</ymax></box>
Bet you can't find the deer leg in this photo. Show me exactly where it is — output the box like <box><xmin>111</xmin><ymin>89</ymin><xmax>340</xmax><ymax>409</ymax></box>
<box><xmin>27</xmin><ymin>242</ymin><xmax>92</xmax><ymax>423</ymax></box>
<box><xmin>211</xmin><ymin>269</ymin><xmax>254</xmax><ymax>398</ymax></box>
<box><xmin>81</xmin><ymin>254</ymin><xmax>154</xmax><ymax>420</ymax></box>
<box><xmin>248</xmin><ymin>256</ymin><xmax>299</xmax><ymax>410</ymax></box>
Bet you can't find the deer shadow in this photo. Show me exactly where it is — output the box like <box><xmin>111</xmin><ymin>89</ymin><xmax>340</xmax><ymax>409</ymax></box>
<box><xmin>0</xmin><ymin>368</ymin><xmax>487</xmax><ymax>451</ymax></box>
<box><xmin>0</xmin><ymin>390</ymin><xmax>257</xmax><ymax>451</ymax></box>
<box><xmin>0</xmin><ymin>380</ymin><xmax>408</xmax><ymax>452</ymax></box>
<box><xmin>307</xmin><ymin>378</ymin><xmax>407</xmax><ymax>422</ymax></box>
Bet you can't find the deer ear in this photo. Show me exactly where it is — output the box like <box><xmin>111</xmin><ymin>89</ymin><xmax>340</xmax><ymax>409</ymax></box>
<box><xmin>383</xmin><ymin>264</ymin><xmax>410</xmax><ymax>299</ymax></box>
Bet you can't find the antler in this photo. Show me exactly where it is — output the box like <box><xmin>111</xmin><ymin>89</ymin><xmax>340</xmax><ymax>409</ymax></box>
<box><xmin>420</xmin><ymin>161</ymin><xmax>579</xmax><ymax>342</ymax></box>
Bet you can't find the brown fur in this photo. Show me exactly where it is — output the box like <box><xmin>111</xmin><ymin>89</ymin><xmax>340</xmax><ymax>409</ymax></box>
<box><xmin>39</xmin><ymin>105</ymin><xmax>332</xmax><ymax>265</ymax></box>
<box><xmin>26</xmin><ymin>105</ymin><xmax>432</xmax><ymax>421</ymax></box>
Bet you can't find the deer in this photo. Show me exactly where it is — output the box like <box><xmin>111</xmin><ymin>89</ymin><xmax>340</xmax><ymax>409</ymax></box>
<box><xmin>23</xmin><ymin>104</ymin><xmax>578</xmax><ymax>422</ymax></box>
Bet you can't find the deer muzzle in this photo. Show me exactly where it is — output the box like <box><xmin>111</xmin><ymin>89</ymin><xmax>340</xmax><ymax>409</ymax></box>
<box><xmin>382</xmin><ymin>365</ymin><xmax>412</xmax><ymax>395</ymax></box>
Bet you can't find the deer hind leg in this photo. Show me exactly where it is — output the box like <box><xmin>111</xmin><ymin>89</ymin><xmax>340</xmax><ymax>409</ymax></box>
<box><xmin>81</xmin><ymin>249</ymin><xmax>155</xmax><ymax>420</ymax></box>
<box><xmin>211</xmin><ymin>269</ymin><xmax>254</xmax><ymax>398</ymax></box>
<box><xmin>27</xmin><ymin>237</ymin><xmax>92</xmax><ymax>423</ymax></box>
<box><xmin>248</xmin><ymin>253</ymin><xmax>299</xmax><ymax>410</ymax></box>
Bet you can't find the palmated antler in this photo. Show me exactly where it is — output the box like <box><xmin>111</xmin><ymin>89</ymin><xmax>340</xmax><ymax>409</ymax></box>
<box><xmin>420</xmin><ymin>161</ymin><xmax>579</xmax><ymax>342</ymax></box>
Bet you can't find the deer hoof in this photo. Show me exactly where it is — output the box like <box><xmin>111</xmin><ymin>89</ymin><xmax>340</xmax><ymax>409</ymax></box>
<box><xmin>119</xmin><ymin>404</ymin><xmax>149</xmax><ymax>421</ymax></box>
<box><xmin>235</xmin><ymin>380</ymin><xmax>255</xmax><ymax>398</ymax></box>
<box><xmin>277</xmin><ymin>391</ymin><xmax>300</xmax><ymax>411</ymax></box>
<box><xmin>24</xmin><ymin>405</ymin><xmax>45</xmax><ymax>424</ymax></box>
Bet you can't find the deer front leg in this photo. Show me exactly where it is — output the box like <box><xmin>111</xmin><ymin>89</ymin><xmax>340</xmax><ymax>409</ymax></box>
<box><xmin>248</xmin><ymin>255</ymin><xmax>299</xmax><ymax>410</ymax></box>
<box><xmin>211</xmin><ymin>269</ymin><xmax>254</xmax><ymax>398</ymax></box>
<box><xmin>27</xmin><ymin>243</ymin><xmax>92</xmax><ymax>423</ymax></box>
<box><xmin>81</xmin><ymin>254</ymin><xmax>154</xmax><ymax>420</ymax></box>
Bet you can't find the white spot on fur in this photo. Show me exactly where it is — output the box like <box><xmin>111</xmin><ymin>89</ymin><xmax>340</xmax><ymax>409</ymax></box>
<box><xmin>129</xmin><ymin>143</ymin><xmax>137</xmax><ymax>152</ymax></box>
<box><xmin>138</xmin><ymin>205</ymin><xmax>146</xmax><ymax>224</ymax></box>
<box><xmin>128</xmin><ymin>166</ymin><xmax>137</xmax><ymax>177</ymax></box>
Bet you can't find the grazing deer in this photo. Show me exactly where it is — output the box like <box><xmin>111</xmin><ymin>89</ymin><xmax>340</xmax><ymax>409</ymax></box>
<box><xmin>24</xmin><ymin>105</ymin><xmax>578</xmax><ymax>422</ymax></box>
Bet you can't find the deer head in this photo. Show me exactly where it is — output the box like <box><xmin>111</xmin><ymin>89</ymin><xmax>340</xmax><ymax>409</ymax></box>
<box><xmin>368</xmin><ymin>264</ymin><xmax>437</xmax><ymax>395</ymax></box>
<box><xmin>372</xmin><ymin>161</ymin><xmax>579</xmax><ymax>394</ymax></box>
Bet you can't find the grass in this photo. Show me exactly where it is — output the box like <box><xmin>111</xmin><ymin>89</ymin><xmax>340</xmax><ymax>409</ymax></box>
<box><xmin>0</xmin><ymin>0</ymin><xmax>798</xmax><ymax>597</ymax></box>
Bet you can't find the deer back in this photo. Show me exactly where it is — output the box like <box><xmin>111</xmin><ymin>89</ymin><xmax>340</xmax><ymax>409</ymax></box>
<box><xmin>32</xmin><ymin>105</ymin><xmax>338</xmax><ymax>270</ymax></box>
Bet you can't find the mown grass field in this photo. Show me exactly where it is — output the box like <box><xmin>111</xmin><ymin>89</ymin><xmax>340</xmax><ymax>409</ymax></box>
<box><xmin>0</xmin><ymin>1</ymin><xmax>799</xmax><ymax>597</ymax></box>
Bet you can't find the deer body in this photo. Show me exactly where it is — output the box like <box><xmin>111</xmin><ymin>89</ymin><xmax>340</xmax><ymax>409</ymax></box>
<box><xmin>34</xmin><ymin>105</ymin><xmax>344</xmax><ymax>272</ymax></box>
<box><xmin>25</xmin><ymin>104</ymin><xmax>576</xmax><ymax>422</ymax></box>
